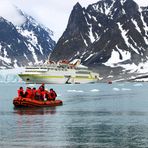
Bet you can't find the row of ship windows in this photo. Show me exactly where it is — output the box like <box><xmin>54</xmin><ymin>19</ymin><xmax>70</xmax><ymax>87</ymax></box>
<box><xmin>25</xmin><ymin>70</ymin><xmax>91</xmax><ymax>74</ymax></box>
<box><xmin>26</xmin><ymin>68</ymin><xmax>90</xmax><ymax>73</ymax></box>
<box><xmin>26</xmin><ymin>69</ymin><xmax>68</xmax><ymax>72</ymax></box>
<box><xmin>26</xmin><ymin>67</ymin><xmax>74</xmax><ymax>70</ymax></box>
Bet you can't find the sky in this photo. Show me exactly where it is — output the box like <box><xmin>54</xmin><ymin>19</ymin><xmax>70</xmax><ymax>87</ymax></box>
<box><xmin>0</xmin><ymin>0</ymin><xmax>148</xmax><ymax>41</ymax></box>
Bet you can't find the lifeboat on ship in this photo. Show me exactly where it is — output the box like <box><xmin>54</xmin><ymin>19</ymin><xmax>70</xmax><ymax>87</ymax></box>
<box><xmin>13</xmin><ymin>97</ymin><xmax>63</xmax><ymax>108</ymax></box>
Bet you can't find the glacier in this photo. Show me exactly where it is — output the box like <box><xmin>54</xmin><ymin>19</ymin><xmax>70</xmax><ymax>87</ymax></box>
<box><xmin>0</xmin><ymin>68</ymin><xmax>25</xmax><ymax>83</ymax></box>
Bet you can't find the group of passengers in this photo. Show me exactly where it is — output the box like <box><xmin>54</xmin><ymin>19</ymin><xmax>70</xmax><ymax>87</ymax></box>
<box><xmin>17</xmin><ymin>83</ymin><xmax>57</xmax><ymax>101</ymax></box>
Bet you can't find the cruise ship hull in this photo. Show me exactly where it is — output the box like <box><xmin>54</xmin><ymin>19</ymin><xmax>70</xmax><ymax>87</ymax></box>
<box><xmin>19</xmin><ymin>74</ymin><xmax>99</xmax><ymax>84</ymax></box>
<box><xmin>19</xmin><ymin>74</ymin><xmax>68</xmax><ymax>84</ymax></box>
<box><xmin>67</xmin><ymin>77</ymin><xmax>98</xmax><ymax>84</ymax></box>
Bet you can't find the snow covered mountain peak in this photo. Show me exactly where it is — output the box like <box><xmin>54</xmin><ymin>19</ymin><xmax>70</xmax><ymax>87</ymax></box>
<box><xmin>0</xmin><ymin>8</ymin><xmax>55</xmax><ymax>68</ymax></box>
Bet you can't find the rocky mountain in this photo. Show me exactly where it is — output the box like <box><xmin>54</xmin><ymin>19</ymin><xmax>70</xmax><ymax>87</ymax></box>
<box><xmin>51</xmin><ymin>0</ymin><xmax>148</xmax><ymax>80</ymax></box>
<box><xmin>0</xmin><ymin>10</ymin><xmax>55</xmax><ymax>68</ymax></box>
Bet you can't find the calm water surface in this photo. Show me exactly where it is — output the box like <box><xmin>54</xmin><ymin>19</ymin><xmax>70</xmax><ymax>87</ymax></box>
<box><xmin>0</xmin><ymin>82</ymin><xmax>148</xmax><ymax>148</ymax></box>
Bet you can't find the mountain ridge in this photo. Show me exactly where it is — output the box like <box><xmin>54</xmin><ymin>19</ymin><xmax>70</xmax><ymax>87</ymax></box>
<box><xmin>0</xmin><ymin>9</ymin><xmax>55</xmax><ymax>68</ymax></box>
<box><xmin>50</xmin><ymin>0</ymin><xmax>148</xmax><ymax>80</ymax></box>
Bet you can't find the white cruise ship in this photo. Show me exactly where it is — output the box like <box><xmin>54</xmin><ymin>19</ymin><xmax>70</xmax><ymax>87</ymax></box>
<box><xmin>18</xmin><ymin>59</ymin><xmax>101</xmax><ymax>84</ymax></box>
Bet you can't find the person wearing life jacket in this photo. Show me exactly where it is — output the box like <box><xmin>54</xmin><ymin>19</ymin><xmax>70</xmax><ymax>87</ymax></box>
<box><xmin>31</xmin><ymin>87</ymin><xmax>37</xmax><ymax>99</ymax></box>
<box><xmin>39</xmin><ymin>83</ymin><xmax>45</xmax><ymax>91</ymax></box>
<box><xmin>41</xmin><ymin>89</ymin><xmax>46</xmax><ymax>101</ymax></box>
<box><xmin>24</xmin><ymin>87</ymin><xmax>32</xmax><ymax>98</ymax></box>
<box><xmin>17</xmin><ymin>87</ymin><xmax>25</xmax><ymax>97</ymax></box>
<box><xmin>35</xmin><ymin>88</ymin><xmax>41</xmax><ymax>100</ymax></box>
<box><xmin>49</xmin><ymin>88</ymin><xmax>57</xmax><ymax>101</ymax></box>
<box><xmin>36</xmin><ymin>84</ymin><xmax>45</xmax><ymax>101</ymax></box>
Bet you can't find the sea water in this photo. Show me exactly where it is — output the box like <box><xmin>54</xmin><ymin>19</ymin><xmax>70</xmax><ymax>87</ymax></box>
<box><xmin>0</xmin><ymin>82</ymin><xmax>148</xmax><ymax>147</ymax></box>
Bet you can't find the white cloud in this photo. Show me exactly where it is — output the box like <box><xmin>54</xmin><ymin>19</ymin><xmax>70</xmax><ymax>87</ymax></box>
<box><xmin>9</xmin><ymin>0</ymin><xmax>99</xmax><ymax>41</ymax></box>
<box><xmin>0</xmin><ymin>0</ymin><xmax>25</xmax><ymax>26</ymax></box>
<box><xmin>0</xmin><ymin>0</ymin><xmax>148</xmax><ymax>41</ymax></box>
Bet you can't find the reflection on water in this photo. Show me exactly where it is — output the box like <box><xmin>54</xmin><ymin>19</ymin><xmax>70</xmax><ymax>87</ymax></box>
<box><xmin>1</xmin><ymin>82</ymin><xmax>148</xmax><ymax>147</ymax></box>
<box><xmin>14</xmin><ymin>107</ymin><xmax>56</xmax><ymax>115</ymax></box>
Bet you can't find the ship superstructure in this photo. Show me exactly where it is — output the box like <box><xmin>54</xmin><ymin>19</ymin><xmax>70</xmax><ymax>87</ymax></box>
<box><xmin>19</xmin><ymin>60</ymin><xmax>100</xmax><ymax>84</ymax></box>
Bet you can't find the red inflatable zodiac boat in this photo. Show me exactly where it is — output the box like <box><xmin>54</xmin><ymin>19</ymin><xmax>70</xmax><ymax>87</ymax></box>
<box><xmin>13</xmin><ymin>97</ymin><xmax>63</xmax><ymax>107</ymax></box>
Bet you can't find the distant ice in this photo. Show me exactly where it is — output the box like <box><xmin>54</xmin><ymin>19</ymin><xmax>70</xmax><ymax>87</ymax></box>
<box><xmin>90</xmin><ymin>89</ymin><xmax>100</xmax><ymax>92</ymax></box>
<box><xmin>121</xmin><ymin>88</ymin><xmax>131</xmax><ymax>91</ymax></box>
<box><xmin>107</xmin><ymin>75</ymin><xmax>114</xmax><ymax>78</ymax></box>
<box><xmin>117</xmin><ymin>83</ymin><xmax>125</xmax><ymax>86</ymax></box>
<box><xmin>133</xmin><ymin>83</ymin><xmax>143</xmax><ymax>87</ymax></box>
<box><xmin>67</xmin><ymin>90</ymin><xmax>84</xmax><ymax>93</ymax></box>
<box><xmin>113</xmin><ymin>88</ymin><xmax>120</xmax><ymax>91</ymax></box>
<box><xmin>0</xmin><ymin>67</ymin><xmax>25</xmax><ymax>83</ymax></box>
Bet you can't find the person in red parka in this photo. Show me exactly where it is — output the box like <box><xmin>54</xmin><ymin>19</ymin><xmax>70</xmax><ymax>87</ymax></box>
<box><xmin>24</xmin><ymin>87</ymin><xmax>32</xmax><ymax>98</ymax></box>
<box><xmin>35</xmin><ymin>83</ymin><xmax>45</xmax><ymax>101</ymax></box>
<box><xmin>49</xmin><ymin>88</ymin><xmax>57</xmax><ymax>101</ymax></box>
<box><xmin>39</xmin><ymin>83</ymin><xmax>45</xmax><ymax>91</ymax></box>
<box><xmin>31</xmin><ymin>87</ymin><xmax>37</xmax><ymax>99</ymax></box>
<box><xmin>17</xmin><ymin>87</ymin><xmax>25</xmax><ymax>97</ymax></box>
<box><xmin>35</xmin><ymin>88</ymin><xmax>41</xmax><ymax>100</ymax></box>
